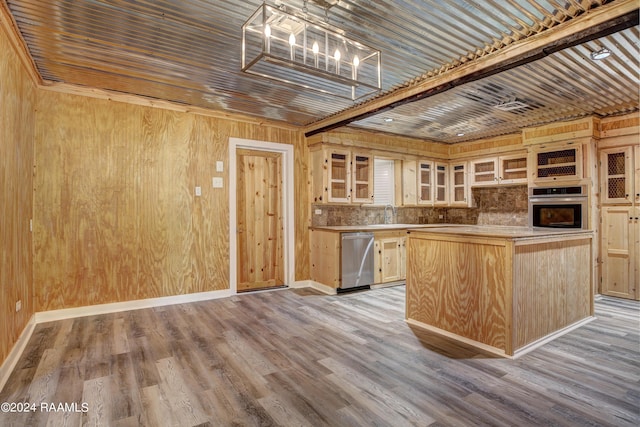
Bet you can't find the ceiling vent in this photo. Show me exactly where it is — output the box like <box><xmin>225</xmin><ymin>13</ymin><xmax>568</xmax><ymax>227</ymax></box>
<box><xmin>494</xmin><ymin>98</ymin><xmax>529</xmax><ymax>111</ymax></box>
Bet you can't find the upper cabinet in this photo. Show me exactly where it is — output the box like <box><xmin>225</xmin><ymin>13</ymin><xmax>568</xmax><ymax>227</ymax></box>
<box><xmin>470</xmin><ymin>158</ymin><xmax>498</xmax><ymax>185</ymax></box>
<box><xmin>600</xmin><ymin>147</ymin><xmax>633</xmax><ymax>205</ymax></box>
<box><xmin>600</xmin><ymin>145</ymin><xmax>640</xmax><ymax>206</ymax></box>
<box><xmin>469</xmin><ymin>153</ymin><xmax>528</xmax><ymax>187</ymax></box>
<box><xmin>529</xmin><ymin>143</ymin><xmax>583</xmax><ymax>183</ymax></box>
<box><xmin>352</xmin><ymin>153</ymin><xmax>374</xmax><ymax>203</ymax></box>
<box><xmin>418</xmin><ymin>160</ymin><xmax>434</xmax><ymax>205</ymax></box>
<box><xmin>402</xmin><ymin>159</ymin><xmax>418</xmax><ymax>205</ymax></box>
<box><xmin>310</xmin><ymin>147</ymin><xmax>373</xmax><ymax>204</ymax></box>
<box><xmin>499</xmin><ymin>154</ymin><xmax>528</xmax><ymax>185</ymax></box>
<box><xmin>434</xmin><ymin>163</ymin><xmax>449</xmax><ymax>206</ymax></box>
<box><xmin>328</xmin><ymin>149</ymin><xmax>350</xmax><ymax>203</ymax></box>
<box><xmin>636</xmin><ymin>146</ymin><xmax>640</xmax><ymax>206</ymax></box>
<box><xmin>449</xmin><ymin>161</ymin><xmax>469</xmax><ymax>206</ymax></box>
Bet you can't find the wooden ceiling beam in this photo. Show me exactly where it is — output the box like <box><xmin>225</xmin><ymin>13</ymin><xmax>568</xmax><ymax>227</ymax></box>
<box><xmin>304</xmin><ymin>0</ymin><xmax>639</xmax><ymax>137</ymax></box>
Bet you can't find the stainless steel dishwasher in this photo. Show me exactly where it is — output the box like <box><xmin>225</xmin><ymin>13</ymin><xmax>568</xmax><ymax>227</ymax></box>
<box><xmin>340</xmin><ymin>232</ymin><xmax>375</xmax><ymax>291</ymax></box>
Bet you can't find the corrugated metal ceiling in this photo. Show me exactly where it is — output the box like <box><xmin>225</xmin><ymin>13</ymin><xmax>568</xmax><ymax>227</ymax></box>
<box><xmin>4</xmin><ymin>0</ymin><xmax>639</xmax><ymax>142</ymax></box>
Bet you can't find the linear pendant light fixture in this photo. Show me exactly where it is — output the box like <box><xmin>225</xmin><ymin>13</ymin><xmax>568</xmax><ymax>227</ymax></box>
<box><xmin>241</xmin><ymin>1</ymin><xmax>381</xmax><ymax>100</ymax></box>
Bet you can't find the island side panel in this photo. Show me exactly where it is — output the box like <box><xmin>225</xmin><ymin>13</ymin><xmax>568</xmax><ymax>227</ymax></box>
<box><xmin>513</xmin><ymin>236</ymin><xmax>593</xmax><ymax>350</ymax></box>
<box><xmin>406</xmin><ymin>234</ymin><xmax>509</xmax><ymax>353</ymax></box>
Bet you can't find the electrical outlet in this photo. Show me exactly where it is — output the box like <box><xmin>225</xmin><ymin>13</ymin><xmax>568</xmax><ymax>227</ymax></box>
<box><xmin>15</xmin><ymin>300</ymin><xmax>21</xmax><ymax>312</ymax></box>
<box><xmin>438</xmin><ymin>214</ymin><xmax>444</xmax><ymax>219</ymax></box>
<box><xmin>314</xmin><ymin>209</ymin><xmax>322</xmax><ymax>215</ymax></box>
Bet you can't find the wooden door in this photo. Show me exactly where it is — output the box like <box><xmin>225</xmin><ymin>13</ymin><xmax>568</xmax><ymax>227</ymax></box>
<box><xmin>236</xmin><ymin>149</ymin><xmax>284</xmax><ymax>292</ymax></box>
<box><xmin>601</xmin><ymin>206</ymin><xmax>636</xmax><ymax>299</ymax></box>
<box><xmin>380</xmin><ymin>238</ymin><xmax>402</xmax><ymax>283</ymax></box>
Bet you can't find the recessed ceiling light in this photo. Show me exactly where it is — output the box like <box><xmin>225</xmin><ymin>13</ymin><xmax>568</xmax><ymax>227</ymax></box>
<box><xmin>590</xmin><ymin>47</ymin><xmax>611</xmax><ymax>60</ymax></box>
<box><xmin>457</xmin><ymin>133</ymin><xmax>465</xmax><ymax>136</ymax></box>
<box><xmin>384</xmin><ymin>118</ymin><xmax>393</xmax><ymax>122</ymax></box>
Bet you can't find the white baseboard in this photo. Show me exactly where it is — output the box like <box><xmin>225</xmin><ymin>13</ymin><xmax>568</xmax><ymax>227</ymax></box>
<box><xmin>0</xmin><ymin>315</ymin><xmax>36</xmax><ymax>393</ymax></box>
<box><xmin>2</xmin><ymin>281</ymin><xmax>329</xmax><ymax>392</ymax></box>
<box><xmin>35</xmin><ymin>288</ymin><xmax>235</xmax><ymax>323</ymax></box>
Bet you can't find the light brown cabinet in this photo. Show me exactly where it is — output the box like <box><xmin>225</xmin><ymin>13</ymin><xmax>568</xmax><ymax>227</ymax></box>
<box><xmin>352</xmin><ymin>154</ymin><xmax>374</xmax><ymax>203</ymax></box>
<box><xmin>434</xmin><ymin>163</ymin><xmax>448</xmax><ymax>206</ymax></box>
<box><xmin>418</xmin><ymin>160</ymin><xmax>434</xmax><ymax>205</ymax></box>
<box><xmin>636</xmin><ymin>146</ymin><xmax>640</xmax><ymax>205</ymax></box>
<box><xmin>374</xmin><ymin>234</ymin><xmax>406</xmax><ymax>284</ymax></box>
<box><xmin>601</xmin><ymin>206</ymin><xmax>639</xmax><ymax>300</ymax></box>
<box><xmin>309</xmin><ymin>229</ymin><xmax>341</xmax><ymax>288</ymax></box>
<box><xmin>310</xmin><ymin>229</ymin><xmax>408</xmax><ymax>289</ymax></box>
<box><xmin>600</xmin><ymin>146</ymin><xmax>633</xmax><ymax>205</ymax></box>
<box><xmin>402</xmin><ymin>159</ymin><xmax>418</xmax><ymax>205</ymax></box>
<box><xmin>310</xmin><ymin>147</ymin><xmax>373</xmax><ymax>204</ymax></box>
<box><xmin>470</xmin><ymin>158</ymin><xmax>498</xmax><ymax>185</ymax></box>
<box><xmin>449</xmin><ymin>162</ymin><xmax>469</xmax><ymax>206</ymax></box>
<box><xmin>403</xmin><ymin>159</ymin><xmax>435</xmax><ymax>206</ymax></box>
<box><xmin>529</xmin><ymin>143</ymin><xmax>582</xmax><ymax>183</ymax></box>
<box><xmin>328</xmin><ymin>149</ymin><xmax>350</xmax><ymax>202</ymax></box>
<box><xmin>599</xmin><ymin>143</ymin><xmax>640</xmax><ymax>300</ymax></box>
<box><xmin>470</xmin><ymin>154</ymin><xmax>528</xmax><ymax>186</ymax></box>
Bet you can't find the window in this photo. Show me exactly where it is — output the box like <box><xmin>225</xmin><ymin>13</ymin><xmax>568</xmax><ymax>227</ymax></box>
<box><xmin>374</xmin><ymin>158</ymin><xmax>395</xmax><ymax>205</ymax></box>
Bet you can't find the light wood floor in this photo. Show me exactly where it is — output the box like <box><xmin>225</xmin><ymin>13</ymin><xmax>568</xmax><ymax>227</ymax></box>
<box><xmin>1</xmin><ymin>286</ymin><xmax>638</xmax><ymax>426</ymax></box>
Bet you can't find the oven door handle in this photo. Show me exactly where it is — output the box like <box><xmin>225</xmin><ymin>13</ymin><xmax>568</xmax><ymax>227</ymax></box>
<box><xmin>528</xmin><ymin>196</ymin><xmax>588</xmax><ymax>203</ymax></box>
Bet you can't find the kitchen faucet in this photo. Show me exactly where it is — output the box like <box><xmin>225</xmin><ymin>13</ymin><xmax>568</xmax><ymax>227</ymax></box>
<box><xmin>384</xmin><ymin>204</ymin><xmax>396</xmax><ymax>224</ymax></box>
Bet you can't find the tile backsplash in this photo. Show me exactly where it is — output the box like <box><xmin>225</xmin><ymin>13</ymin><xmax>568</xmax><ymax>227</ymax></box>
<box><xmin>311</xmin><ymin>185</ymin><xmax>528</xmax><ymax>227</ymax></box>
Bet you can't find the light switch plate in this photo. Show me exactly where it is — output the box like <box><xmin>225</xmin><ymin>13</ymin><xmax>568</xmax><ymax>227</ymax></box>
<box><xmin>195</xmin><ymin>186</ymin><xmax>202</xmax><ymax>196</ymax></box>
<box><xmin>216</xmin><ymin>161</ymin><xmax>224</xmax><ymax>172</ymax></box>
<box><xmin>212</xmin><ymin>177</ymin><xmax>223</xmax><ymax>188</ymax></box>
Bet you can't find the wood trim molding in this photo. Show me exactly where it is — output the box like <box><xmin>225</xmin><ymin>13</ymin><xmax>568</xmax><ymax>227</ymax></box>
<box><xmin>512</xmin><ymin>316</ymin><xmax>596</xmax><ymax>359</ymax></box>
<box><xmin>289</xmin><ymin>280</ymin><xmax>338</xmax><ymax>295</ymax></box>
<box><xmin>406</xmin><ymin>318</ymin><xmax>509</xmax><ymax>359</ymax></box>
<box><xmin>39</xmin><ymin>82</ymin><xmax>302</xmax><ymax>131</ymax></box>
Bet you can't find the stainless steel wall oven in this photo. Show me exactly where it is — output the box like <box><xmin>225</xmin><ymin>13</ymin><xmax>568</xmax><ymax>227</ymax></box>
<box><xmin>528</xmin><ymin>185</ymin><xmax>588</xmax><ymax>229</ymax></box>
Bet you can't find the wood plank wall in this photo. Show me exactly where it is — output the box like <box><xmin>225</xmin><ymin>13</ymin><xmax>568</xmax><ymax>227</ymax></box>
<box><xmin>33</xmin><ymin>91</ymin><xmax>309</xmax><ymax>311</ymax></box>
<box><xmin>0</xmin><ymin>21</ymin><xmax>37</xmax><ymax>365</ymax></box>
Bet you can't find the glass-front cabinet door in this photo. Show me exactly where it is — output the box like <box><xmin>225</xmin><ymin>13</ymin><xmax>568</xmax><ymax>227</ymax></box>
<box><xmin>434</xmin><ymin>163</ymin><xmax>448</xmax><ymax>205</ymax></box>
<box><xmin>328</xmin><ymin>149</ymin><xmax>351</xmax><ymax>203</ymax></box>
<box><xmin>351</xmin><ymin>153</ymin><xmax>373</xmax><ymax>203</ymax></box>
<box><xmin>450</xmin><ymin>162</ymin><xmax>468</xmax><ymax>206</ymax></box>
<box><xmin>499</xmin><ymin>154</ymin><xmax>528</xmax><ymax>184</ymax></box>
<box><xmin>470</xmin><ymin>158</ymin><xmax>498</xmax><ymax>186</ymax></box>
<box><xmin>418</xmin><ymin>160</ymin><xmax>433</xmax><ymax>205</ymax></box>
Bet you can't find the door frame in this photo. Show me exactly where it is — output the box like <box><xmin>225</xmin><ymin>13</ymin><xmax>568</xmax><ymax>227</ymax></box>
<box><xmin>229</xmin><ymin>137</ymin><xmax>295</xmax><ymax>293</ymax></box>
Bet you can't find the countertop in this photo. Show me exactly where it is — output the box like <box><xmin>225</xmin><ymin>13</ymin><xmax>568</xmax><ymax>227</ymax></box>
<box><xmin>310</xmin><ymin>224</ymin><xmax>462</xmax><ymax>232</ymax></box>
<box><xmin>409</xmin><ymin>225</ymin><xmax>593</xmax><ymax>240</ymax></box>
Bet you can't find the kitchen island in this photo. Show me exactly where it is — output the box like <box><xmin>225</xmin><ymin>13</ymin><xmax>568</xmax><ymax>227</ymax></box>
<box><xmin>406</xmin><ymin>226</ymin><xmax>594</xmax><ymax>358</ymax></box>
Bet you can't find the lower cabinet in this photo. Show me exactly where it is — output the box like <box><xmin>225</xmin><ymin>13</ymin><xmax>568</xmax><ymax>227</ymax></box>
<box><xmin>374</xmin><ymin>233</ymin><xmax>407</xmax><ymax>284</ymax></box>
<box><xmin>311</xmin><ymin>229</ymin><xmax>409</xmax><ymax>289</ymax></box>
<box><xmin>309</xmin><ymin>229</ymin><xmax>341</xmax><ymax>288</ymax></box>
<box><xmin>601</xmin><ymin>206</ymin><xmax>640</xmax><ymax>300</ymax></box>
